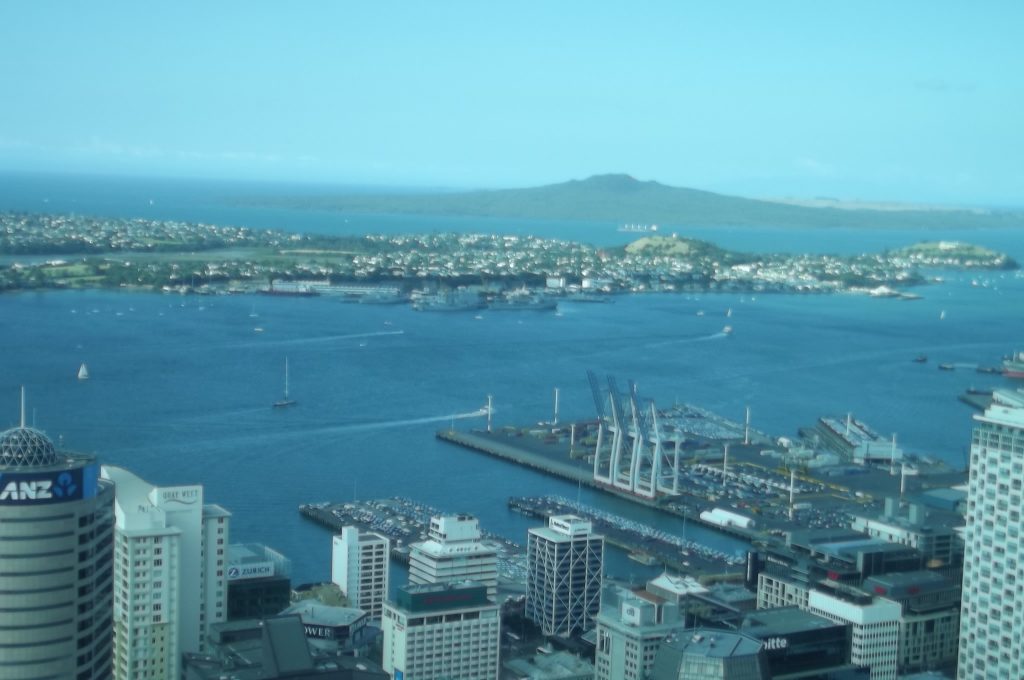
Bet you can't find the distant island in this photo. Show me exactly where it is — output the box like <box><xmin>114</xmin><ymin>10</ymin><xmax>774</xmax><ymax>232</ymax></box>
<box><xmin>244</xmin><ymin>173</ymin><xmax>1024</xmax><ymax>230</ymax></box>
<box><xmin>0</xmin><ymin>212</ymin><xmax>1016</xmax><ymax>299</ymax></box>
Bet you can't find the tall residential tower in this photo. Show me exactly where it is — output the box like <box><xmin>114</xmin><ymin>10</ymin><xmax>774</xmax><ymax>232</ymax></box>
<box><xmin>959</xmin><ymin>389</ymin><xmax>1024</xmax><ymax>679</ymax></box>
<box><xmin>102</xmin><ymin>466</ymin><xmax>230</xmax><ymax>680</ymax></box>
<box><xmin>332</xmin><ymin>526</ymin><xmax>389</xmax><ymax>621</ymax></box>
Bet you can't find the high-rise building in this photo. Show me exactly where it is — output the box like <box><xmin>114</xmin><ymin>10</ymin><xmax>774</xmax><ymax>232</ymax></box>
<box><xmin>382</xmin><ymin>581</ymin><xmax>501</xmax><ymax>680</ymax></box>
<box><xmin>409</xmin><ymin>514</ymin><xmax>497</xmax><ymax>599</ymax></box>
<box><xmin>595</xmin><ymin>585</ymin><xmax>683</xmax><ymax>680</ymax></box>
<box><xmin>227</xmin><ymin>543</ymin><xmax>292</xmax><ymax>620</ymax></box>
<box><xmin>332</xmin><ymin>526</ymin><xmax>389</xmax><ymax>621</ymax></box>
<box><xmin>959</xmin><ymin>389</ymin><xmax>1024</xmax><ymax>679</ymax></box>
<box><xmin>0</xmin><ymin>412</ymin><xmax>115</xmax><ymax>680</ymax></box>
<box><xmin>860</xmin><ymin>570</ymin><xmax>960</xmax><ymax>674</ymax></box>
<box><xmin>806</xmin><ymin>584</ymin><xmax>900</xmax><ymax>680</ymax></box>
<box><xmin>526</xmin><ymin>514</ymin><xmax>604</xmax><ymax>637</ymax></box>
<box><xmin>102</xmin><ymin>465</ymin><xmax>231</xmax><ymax>680</ymax></box>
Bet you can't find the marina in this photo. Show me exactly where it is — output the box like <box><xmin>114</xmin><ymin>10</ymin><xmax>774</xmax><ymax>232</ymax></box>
<box><xmin>299</xmin><ymin>497</ymin><xmax>528</xmax><ymax>588</ymax></box>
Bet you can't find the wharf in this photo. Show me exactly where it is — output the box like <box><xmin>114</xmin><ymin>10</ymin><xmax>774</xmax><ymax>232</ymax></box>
<box><xmin>509</xmin><ymin>496</ymin><xmax>746</xmax><ymax>582</ymax></box>
<box><xmin>959</xmin><ymin>389</ymin><xmax>994</xmax><ymax>411</ymax></box>
<box><xmin>437</xmin><ymin>428</ymin><xmax>760</xmax><ymax>542</ymax></box>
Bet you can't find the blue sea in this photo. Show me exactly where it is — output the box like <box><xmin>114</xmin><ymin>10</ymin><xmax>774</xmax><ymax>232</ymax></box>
<box><xmin>2</xmin><ymin>172</ymin><xmax>1023</xmax><ymax>586</ymax></box>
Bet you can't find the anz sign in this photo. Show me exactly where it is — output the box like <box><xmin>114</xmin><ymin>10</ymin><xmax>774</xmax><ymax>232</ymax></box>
<box><xmin>0</xmin><ymin>465</ymin><xmax>97</xmax><ymax>505</ymax></box>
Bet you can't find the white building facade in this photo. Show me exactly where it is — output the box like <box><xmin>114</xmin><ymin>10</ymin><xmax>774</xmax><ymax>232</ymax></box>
<box><xmin>526</xmin><ymin>514</ymin><xmax>604</xmax><ymax>637</ymax></box>
<box><xmin>409</xmin><ymin>514</ymin><xmax>497</xmax><ymax>599</ymax></box>
<box><xmin>959</xmin><ymin>390</ymin><xmax>1024</xmax><ymax>679</ymax></box>
<box><xmin>807</xmin><ymin>588</ymin><xmax>900</xmax><ymax>680</ymax></box>
<box><xmin>331</xmin><ymin>525</ymin><xmax>389</xmax><ymax>621</ymax></box>
<box><xmin>102</xmin><ymin>466</ymin><xmax>230</xmax><ymax>680</ymax></box>
<box><xmin>382</xmin><ymin>581</ymin><xmax>500</xmax><ymax>680</ymax></box>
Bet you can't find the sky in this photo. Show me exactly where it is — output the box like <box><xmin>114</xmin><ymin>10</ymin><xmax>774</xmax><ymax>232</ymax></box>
<box><xmin>0</xmin><ymin>2</ymin><xmax>1021</xmax><ymax>205</ymax></box>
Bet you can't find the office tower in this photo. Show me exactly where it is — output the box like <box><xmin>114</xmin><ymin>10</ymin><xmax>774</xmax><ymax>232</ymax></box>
<box><xmin>738</xmin><ymin>607</ymin><xmax>860</xmax><ymax>679</ymax></box>
<box><xmin>382</xmin><ymin>581</ymin><xmax>501</xmax><ymax>680</ymax></box>
<box><xmin>408</xmin><ymin>514</ymin><xmax>497</xmax><ymax>600</ymax></box>
<box><xmin>863</xmin><ymin>571</ymin><xmax>960</xmax><ymax>674</ymax></box>
<box><xmin>102</xmin><ymin>465</ymin><xmax>231</xmax><ymax>680</ymax></box>
<box><xmin>595</xmin><ymin>585</ymin><xmax>683</xmax><ymax>680</ymax></box>
<box><xmin>227</xmin><ymin>543</ymin><xmax>292</xmax><ymax>620</ymax></box>
<box><xmin>806</xmin><ymin>585</ymin><xmax>900</xmax><ymax>680</ymax></box>
<box><xmin>332</xmin><ymin>526</ymin><xmax>390</xmax><ymax>621</ymax></box>
<box><xmin>526</xmin><ymin>514</ymin><xmax>604</xmax><ymax>637</ymax></box>
<box><xmin>959</xmin><ymin>389</ymin><xmax>1024</xmax><ymax>679</ymax></box>
<box><xmin>0</xmin><ymin>409</ymin><xmax>115</xmax><ymax>679</ymax></box>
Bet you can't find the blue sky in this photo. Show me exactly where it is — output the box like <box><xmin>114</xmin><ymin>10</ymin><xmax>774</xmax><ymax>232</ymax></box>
<box><xmin>0</xmin><ymin>2</ymin><xmax>1021</xmax><ymax>204</ymax></box>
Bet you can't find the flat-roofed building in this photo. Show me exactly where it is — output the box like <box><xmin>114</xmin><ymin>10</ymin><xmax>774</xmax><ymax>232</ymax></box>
<box><xmin>408</xmin><ymin>514</ymin><xmax>496</xmax><ymax>600</ymax></box>
<box><xmin>527</xmin><ymin>515</ymin><xmax>604</xmax><ymax>637</ymax></box>
<box><xmin>382</xmin><ymin>581</ymin><xmax>500</xmax><ymax>680</ymax></box>
<box><xmin>332</xmin><ymin>526</ymin><xmax>389</xmax><ymax>621</ymax></box>
<box><xmin>595</xmin><ymin>585</ymin><xmax>684</xmax><ymax>680</ymax></box>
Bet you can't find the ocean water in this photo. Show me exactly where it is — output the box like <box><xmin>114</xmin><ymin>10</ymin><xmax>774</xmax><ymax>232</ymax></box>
<box><xmin>2</xmin><ymin>172</ymin><xmax>1023</xmax><ymax>585</ymax></box>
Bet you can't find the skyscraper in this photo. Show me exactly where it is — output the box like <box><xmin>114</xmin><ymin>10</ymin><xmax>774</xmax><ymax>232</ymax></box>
<box><xmin>0</xmin><ymin>405</ymin><xmax>115</xmax><ymax>679</ymax></box>
<box><xmin>959</xmin><ymin>389</ymin><xmax>1024</xmax><ymax>679</ymax></box>
<box><xmin>102</xmin><ymin>465</ymin><xmax>231</xmax><ymax>680</ymax></box>
<box><xmin>408</xmin><ymin>514</ymin><xmax>498</xmax><ymax>600</ymax></box>
<box><xmin>595</xmin><ymin>585</ymin><xmax>683</xmax><ymax>680</ymax></box>
<box><xmin>332</xmin><ymin>526</ymin><xmax>389</xmax><ymax>621</ymax></box>
<box><xmin>526</xmin><ymin>514</ymin><xmax>604</xmax><ymax>637</ymax></box>
<box><xmin>382</xmin><ymin>581</ymin><xmax>501</xmax><ymax>680</ymax></box>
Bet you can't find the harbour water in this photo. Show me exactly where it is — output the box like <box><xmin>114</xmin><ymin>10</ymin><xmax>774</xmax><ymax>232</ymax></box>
<box><xmin>2</xmin><ymin>173</ymin><xmax>1023</xmax><ymax>585</ymax></box>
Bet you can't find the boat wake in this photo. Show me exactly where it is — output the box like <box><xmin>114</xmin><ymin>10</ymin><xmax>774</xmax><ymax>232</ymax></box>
<box><xmin>326</xmin><ymin>408</ymin><xmax>488</xmax><ymax>434</ymax></box>
<box><xmin>232</xmin><ymin>329</ymin><xmax>405</xmax><ymax>349</ymax></box>
<box><xmin>104</xmin><ymin>407</ymin><xmax>492</xmax><ymax>455</ymax></box>
<box><xmin>641</xmin><ymin>331</ymin><xmax>729</xmax><ymax>350</ymax></box>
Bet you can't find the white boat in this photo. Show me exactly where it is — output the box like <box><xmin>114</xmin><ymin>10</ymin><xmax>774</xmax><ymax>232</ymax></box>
<box><xmin>272</xmin><ymin>358</ymin><xmax>297</xmax><ymax>408</ymax></box>
<box><xmin>77</xmin><ymin>363</ymin><xmax>89</xmax><ymax>380</ymax></box>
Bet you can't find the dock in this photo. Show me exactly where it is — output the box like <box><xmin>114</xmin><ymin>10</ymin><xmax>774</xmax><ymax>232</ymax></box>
<box><xmin>437</xmin><ymin>427</ymin><xmax>761</xmax><ymax>542</ymax></box>
<box><xmin>959</xmin><ymin>389</ymin><xmax>994</xmax><ymax>412</ymax></box>
<box><xmin>509</xmin><ymin>496</ymin><xmax>746</xmax><ymax>582</ymax></box>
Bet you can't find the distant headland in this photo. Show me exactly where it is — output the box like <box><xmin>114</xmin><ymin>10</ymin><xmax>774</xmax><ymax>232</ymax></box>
<box><xmin>245</xmin><ymin>173</ymin><xmax>1024</xmax><ymax>230</ymax></box>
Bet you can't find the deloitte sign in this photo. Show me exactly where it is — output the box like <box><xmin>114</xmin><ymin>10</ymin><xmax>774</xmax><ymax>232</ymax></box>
<box><xmin>0</xmin><ymin>464</ymin><xmax>98</xmax><ymax>506</ymax></box>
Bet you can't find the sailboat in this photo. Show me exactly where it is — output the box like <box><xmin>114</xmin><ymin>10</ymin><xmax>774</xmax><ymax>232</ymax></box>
<box><xmin>272</xmin><ymin>358</ymin><xmax>297</xmax><ymax>408</ymax></box>
<box><xmin>77</xmin><ymin>363</ymin><xmax>89</xmax><ymax>380</ymax></box>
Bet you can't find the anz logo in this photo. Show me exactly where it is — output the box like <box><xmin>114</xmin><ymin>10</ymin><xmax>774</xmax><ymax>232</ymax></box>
<box><xmin>0</xmin><ymin>472</ymin><xmax>78</xmax><ymax>503</ymax></box>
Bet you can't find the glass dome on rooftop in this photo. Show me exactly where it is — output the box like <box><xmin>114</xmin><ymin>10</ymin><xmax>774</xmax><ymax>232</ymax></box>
<box><xmin>0</xmin><ymin>426</ymin><xmax>60</xmax><ymax>467</ymax></box>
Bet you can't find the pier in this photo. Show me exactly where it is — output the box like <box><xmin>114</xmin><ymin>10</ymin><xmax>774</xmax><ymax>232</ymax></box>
<box><xmin>437</xmin><ymin>427</ymin><xmax>761</xmax><ymax>542</ymax></box>
<box><xmin>509</xmin><ymin>496</ymin><xmax>746</xmax><ymax>583</ymax></box>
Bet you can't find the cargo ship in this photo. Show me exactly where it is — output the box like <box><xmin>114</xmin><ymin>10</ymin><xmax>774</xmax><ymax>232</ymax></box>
<box><xmin>1004</xmin><ymin>351</ymin><xmax>1024</xmax><ymax>379</ymax></box>
<box><xmin>487</xmin><ymin>293</ymin><xmax>557</xmax><ymax>311</ymax></box>
<box><xmin>412</xmin><ymin>291</ymin><xmax>485</xmax><ymax>312</ymax></box>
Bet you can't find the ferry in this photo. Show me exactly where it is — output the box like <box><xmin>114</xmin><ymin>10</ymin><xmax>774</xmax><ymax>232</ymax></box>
<box><xmin>1004</xmin><ymin>351</ymin><xmax>1024</xmax><ymax>379</ymax></box>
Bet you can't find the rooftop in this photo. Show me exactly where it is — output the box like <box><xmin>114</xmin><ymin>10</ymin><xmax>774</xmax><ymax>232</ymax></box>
<box><xmin>741</xmin><ymin>607</ymin><xmax>842</xmax><ymax>637</ymax></box>
<box><xmin>281</xmin><ymin>602</ymin><xmax>366</xmax><ymax>628</ymax></box>
<box><xmin>661</xmin><ymin>629</ymin><xmax>763</xmax><ymax>659</ymax></box>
